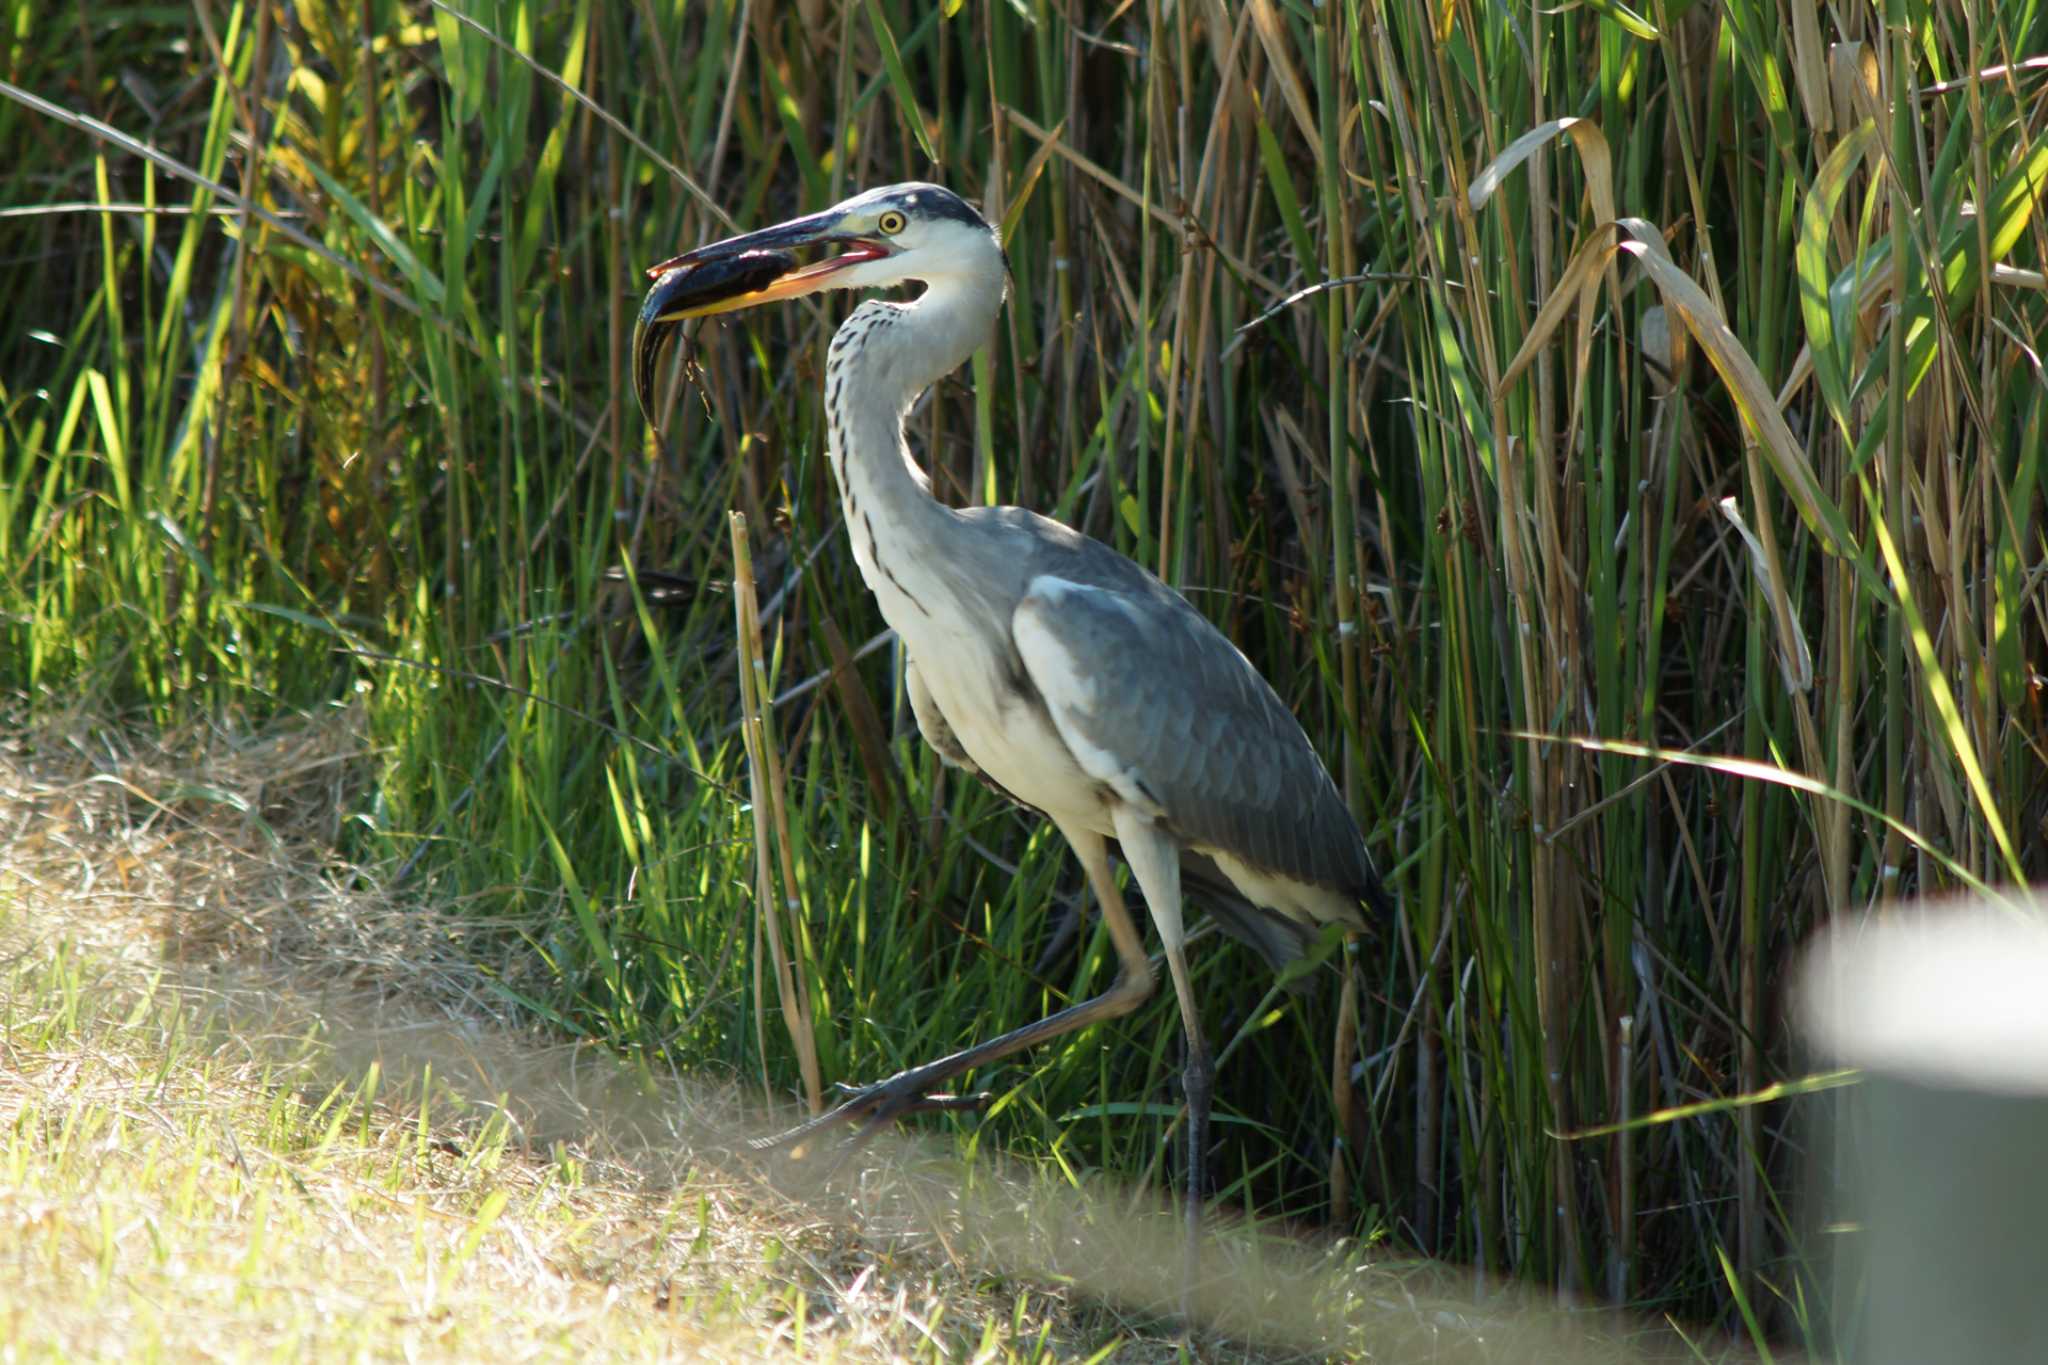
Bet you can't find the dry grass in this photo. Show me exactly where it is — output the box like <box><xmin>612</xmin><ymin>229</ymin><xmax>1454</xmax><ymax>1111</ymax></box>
<box><xmin>0</xmin><ymin>709</ymin><xmax>1115</xmax><ymax>1362</ymax></box>
<box><xmin>0</xmin><ymin>710</ymin><xmax>1751</xmax><ymax>1361</ymax></box>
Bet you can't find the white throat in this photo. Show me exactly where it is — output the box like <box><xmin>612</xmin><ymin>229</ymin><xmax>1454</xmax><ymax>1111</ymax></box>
<box><xmin>820</xmin><ymin>271</ymin><xmax>1003</xmax><ymax>636</ymax></box>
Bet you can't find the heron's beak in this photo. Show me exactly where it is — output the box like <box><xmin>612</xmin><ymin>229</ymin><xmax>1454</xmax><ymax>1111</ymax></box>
<box><xmin>633</xmin><ymin>209</ymin><xmax>893</xmax><ymax>424</ymax></box>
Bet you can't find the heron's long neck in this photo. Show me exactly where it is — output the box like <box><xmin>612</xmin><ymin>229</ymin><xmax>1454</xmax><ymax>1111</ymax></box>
<box><xmin>823</xmin><ymin>278</ymin><xmax>1000</xmax><ymax>623</ymax></box>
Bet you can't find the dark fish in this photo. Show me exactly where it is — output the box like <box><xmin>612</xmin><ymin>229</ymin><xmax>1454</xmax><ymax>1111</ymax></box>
<box><xmin>641</xmin><ymin>247</ymin><xmax>797</xmax><ymax>307</ymax></box>
<box><xmin>633</xmin><ymin>249</ymin><xmax>798</xmax><ymax>424</ymax></box>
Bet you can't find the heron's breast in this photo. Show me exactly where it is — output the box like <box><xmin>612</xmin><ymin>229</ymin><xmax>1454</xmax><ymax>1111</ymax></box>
<box><xmin>909</xmin><ymin>637</ymin><xmax>1105</xmax><ymax>829</ymax></box>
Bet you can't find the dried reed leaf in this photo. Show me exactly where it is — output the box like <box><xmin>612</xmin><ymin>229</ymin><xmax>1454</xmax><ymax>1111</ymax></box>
<box><xmin>1467</xmin><ymin>117</ymin><xmax>1615</xmax><ymax>230</ymax></box>
<box><xmin>1248</xmin><ymin>0</ymin><xmax>1318</xmax><ymax>152</ymax></box>
<box><xmin>1499</xmin><ymin>215</ymin><xmax>1860</xmax><ymax>565</ymax></box>
<box><xmin>1497</xmin><ymin>225</ymin><xmax>1617</xmax><ymax>397</ymax></box>
<box><xmin>1614</xmin><ymin>219</ymin><xmax>1858</xmax><ymax>561</ymax></box>
<box><xmin>1717</xmin><ymin>496</ymin><xmax>1814</xmax><ymax>692</ymax></box>
<box><xmin>1475</xmin><ymin>117</ymin><xmax>1619</xmax><ymax>448</ymax></box>
<box><xmin>1640</xmin><ymin>304</ymin><xmax>1683</xmax><ymax>395</ymax></box>
<box><xmin>1830</xmin><ymin>41</ymin><xmax>1883</xmax><ymax>127</ymax></box>
<box><xmin>1788</xmin><ymin>1</ymin><xmax>1833</xmax><ymax>134</ymax></box>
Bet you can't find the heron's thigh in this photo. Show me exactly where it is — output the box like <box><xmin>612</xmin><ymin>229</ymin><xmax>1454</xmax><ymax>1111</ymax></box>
<box><xmin>1110</xmin><ymin>807</ymin><xmax>1185</xmax><ymax>953</ymax></box>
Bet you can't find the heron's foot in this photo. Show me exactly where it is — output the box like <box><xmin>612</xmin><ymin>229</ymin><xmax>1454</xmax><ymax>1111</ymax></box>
<box><xmin>748</xmin><ymin>1071</ymin><xmax>992</xmax><ymax>1156</ymax></box>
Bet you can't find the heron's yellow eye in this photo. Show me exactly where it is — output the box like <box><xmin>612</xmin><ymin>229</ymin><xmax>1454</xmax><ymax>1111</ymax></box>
<box><xmin>877</xmin><ymin>210</ymin><xmax>907</xmax><ymax>236</ymax></box>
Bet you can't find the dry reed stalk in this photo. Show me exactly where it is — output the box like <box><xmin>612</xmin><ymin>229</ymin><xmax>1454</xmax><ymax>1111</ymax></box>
<box><xmin>730</xmin><ymin>510</ymin><xmax>823</xmax><ymax>1116</ymax></box>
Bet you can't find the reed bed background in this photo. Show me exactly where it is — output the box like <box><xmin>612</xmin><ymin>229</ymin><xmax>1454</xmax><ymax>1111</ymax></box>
<box><xmin>5</xmin><ymin>0</ymin><xmax>2045</xmax><ymax>1346</ymax></box>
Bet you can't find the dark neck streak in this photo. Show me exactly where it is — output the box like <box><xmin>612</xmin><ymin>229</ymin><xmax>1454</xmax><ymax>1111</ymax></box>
<box><xmin>822</xmin><ymin>280</ymin><xmax>1000</xmax><ymax>631</ymax></box>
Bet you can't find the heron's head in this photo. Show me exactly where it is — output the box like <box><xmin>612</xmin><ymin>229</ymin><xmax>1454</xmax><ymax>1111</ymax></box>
<box><xmin>635</xmin><ymin>183</ymin><xmax>1006</xmax><ymax>422</ymax></box>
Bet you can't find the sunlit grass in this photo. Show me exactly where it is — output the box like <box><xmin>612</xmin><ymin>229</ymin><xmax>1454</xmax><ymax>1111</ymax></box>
<box><xmin>0</xmin><ymin>722</ymin><xmax>1137</xmax><ymax>1363</ymax></box>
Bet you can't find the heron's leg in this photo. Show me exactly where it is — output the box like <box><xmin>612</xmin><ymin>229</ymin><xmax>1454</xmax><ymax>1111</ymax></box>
<box><xmin>1110</xmin><ymin>808</ymin><xmax>1209</xmax><ymax>1318</ymax></box>
<box><xmin>753</xmin><ymin>824</ymin><xmax>1155</xmax><ymax>1151</ymax></box>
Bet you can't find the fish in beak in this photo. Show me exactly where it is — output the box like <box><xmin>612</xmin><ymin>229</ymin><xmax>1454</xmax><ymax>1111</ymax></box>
<box><xmin>633</xmin><ymin>249</ymin><xmax>797</xmax><ymax>423</ymax></box>
<box><xmin>632</xmin><ymin>208</ymin><xmax>896</xmax><ymax>425</ymax></box>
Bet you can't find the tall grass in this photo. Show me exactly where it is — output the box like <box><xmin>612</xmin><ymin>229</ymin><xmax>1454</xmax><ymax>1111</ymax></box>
<box><xmin>5</xmin><ymin>0</ymin><xmax>2045</xmax><ymax>1341</ymax></box>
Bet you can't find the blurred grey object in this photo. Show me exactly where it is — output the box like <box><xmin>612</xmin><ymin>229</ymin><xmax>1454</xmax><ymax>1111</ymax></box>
<box><xmin>1800</xmin><ymin>901</ymin><xmax>2048</xmax><ymax>1365</ymax></box>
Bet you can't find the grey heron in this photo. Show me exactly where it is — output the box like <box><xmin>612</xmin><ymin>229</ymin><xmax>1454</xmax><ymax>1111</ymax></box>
<box><xmin>635</xmin><ymin>182</ymin><xmax>1389</xmax><ymax>1286</ymax></box>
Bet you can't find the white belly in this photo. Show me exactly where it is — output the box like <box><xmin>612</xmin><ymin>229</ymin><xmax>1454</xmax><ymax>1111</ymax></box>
<box><xmin>908</xmin><ymin>635</ymin><xmax>1107</xmax><ymax>830</ymax></box>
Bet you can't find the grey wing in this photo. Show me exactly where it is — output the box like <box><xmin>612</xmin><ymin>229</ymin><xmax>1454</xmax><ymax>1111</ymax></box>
<box><xmin>1009</xmin><ymin>574</ymin><xmax>1383</xmax><ymax>928</ymax></box>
